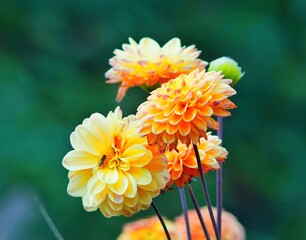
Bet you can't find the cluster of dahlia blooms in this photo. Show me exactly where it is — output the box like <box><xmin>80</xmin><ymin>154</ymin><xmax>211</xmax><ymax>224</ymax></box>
<box><xmin>63</xmin><ymin>37</ymin><xmax>244</xmax><ymax>239</ymax></box>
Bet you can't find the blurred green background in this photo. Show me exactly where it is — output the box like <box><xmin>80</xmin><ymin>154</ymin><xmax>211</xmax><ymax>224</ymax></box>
<box><xmin>1</xmin><ymin>0</ymin><xmax>306</xmax><ymax>239</ymax></box>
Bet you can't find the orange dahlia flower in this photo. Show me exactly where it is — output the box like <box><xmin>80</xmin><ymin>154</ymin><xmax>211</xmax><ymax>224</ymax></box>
<box><xmin>105</xmin><ymin>37</ymin><xmax>206</xmax><ymax>102</ymax></box>
<box><xmin>117</xmin><ymin>216</ymin><xmax>177</xmax><ymax>240</ymax></box>
<box><xmin>175</xmin><ymin>207</ymin><xmax>245</xmax><ymax>240</ymax></box>
<box><xmin>136</xmin><ymin>69</ymin><xmax>236</xmax><ymax>152</ymax></box>
<box><xmin>62</xmin><ymin>107</ymin><xmax>170</xmax><ymax>217</ymax></box>
<box><xmin>166</xmin><ymin>133</ymin><xmax>228</xmax><ymax>188</ymax></box>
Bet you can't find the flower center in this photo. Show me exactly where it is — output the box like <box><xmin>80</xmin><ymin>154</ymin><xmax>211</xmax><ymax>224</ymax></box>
<box><xmin>98</xmin><ymin>148</ymin><xmax>130</xmax><ymax>171</ymax></box>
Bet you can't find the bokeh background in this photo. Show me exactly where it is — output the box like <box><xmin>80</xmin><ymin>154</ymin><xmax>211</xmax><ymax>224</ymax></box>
<box><xmin>1</xmin><ymin>0</ymin><xmax>306</xmax><ymax>239</ymax></box>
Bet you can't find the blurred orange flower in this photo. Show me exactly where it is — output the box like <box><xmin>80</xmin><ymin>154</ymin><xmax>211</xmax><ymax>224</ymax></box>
<box><xmin>117</xmin><ymin>216</ymin><xmax>177</xmax><ymax>240</ymax></box>
<box><xmin>105</xmin><ymin>37</ymin><xmax>206</xmax><ymax>102</ymax></box>
<box><xmin>62</xmin><ymin>107</ymin><xmax>170</xmax><ymax>217</ymax></box>
<box><xmin>165</xmin><ymin>133</ymin><xmax>227</xmax><ymax>188</ymax></box>
<box><xmin>175</xmin><ymin>207</ymin><xmax>245</xmax><ymax>240</ymax></box>
<box><xmin>136</xmin><ymin>69</ymin><xmax>236</xmax><ymax>152</ymax></box>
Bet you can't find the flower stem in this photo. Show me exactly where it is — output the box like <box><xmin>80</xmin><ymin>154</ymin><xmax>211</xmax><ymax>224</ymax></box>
<box><xmin>193</xmin><ymin>144</ymin><xmax>220</xmax><ymax>240</ymax></box>
<box><xmin>179</xmin><ymin>187</ymin><xmax>192</xmax><ymax>240</ymax></box>
<box><xmin>186</xmin><ymin>184</ymin><xmax>211</xmax><ymax>240</ymax></box>
<box><xmin>151</xmin><ymin>201</ymin><xmax>172</xmax><ymax>240</ymax></box>
<box><xmin>217</xmin><ymin>116</ymin><xmax>223</xmax><ymax>237</ymax></box>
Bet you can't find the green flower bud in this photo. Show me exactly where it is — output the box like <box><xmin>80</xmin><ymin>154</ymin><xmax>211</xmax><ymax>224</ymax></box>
<box><xmin>208</xmin><ymin>57</ymin><xmax>244</xmax><ymax>86</ymax></box>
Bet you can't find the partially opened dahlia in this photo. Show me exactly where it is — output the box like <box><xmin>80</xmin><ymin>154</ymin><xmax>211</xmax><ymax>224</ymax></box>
<box><xmin>62</xmin><ymin>107</ymin><xmax>170</xmax><ymax>217</ymax></box>
<box><xmin>105</xmin><ymin>37</ymin><xmax>206</xmax><ymax>101</ymax></box>
<box><xmin>136</xmin><ymin>69</ymin><xmax>236</xmax><ymax>152</ymax></box>
<box><xmin>166</xmin><ymin>132</ymin><xmax>228</xmax><ymax>188</ymax></box>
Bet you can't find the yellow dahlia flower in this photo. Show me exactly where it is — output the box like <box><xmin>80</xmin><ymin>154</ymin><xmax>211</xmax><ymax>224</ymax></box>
<box><xmin>175</xmin><ymin>207</ymin><xmax>245</xmax><ymax>240</ymax></box>
<box><xmin>136</xmin><ymin>69</ymin><xmax>236</xmax><ymax>152</ymax></box>
<box><xmin>105</xmin><ymin>37</ymin><xmax>207</xmax><ymax>102</ymax></box>
<box><xmin>117</xmin><ymin>216</ymin><xmax>177</xmax><ymax>240</ymax></box>
<box><xmin>62</xmin><ymin>107</ymin><xmax>170</xmax><ymax>217</ymax></box>
<box><xmin>166</xmin><ymin>133</ymin><xmax>227</xmax><ymax>188</ymax></box>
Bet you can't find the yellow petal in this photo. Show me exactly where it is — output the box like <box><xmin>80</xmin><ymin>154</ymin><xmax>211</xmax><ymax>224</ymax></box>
<box><xmin>137</xmin><ymin>189</ymin><xmax>153</xmax><ymax>205</ymax></box>
<box><xmin>70</xmin><ymin>125</ymin><xmax>102</xmax><ymax>155</ymax></box>
<box><xmin>67</xmin><ymin>170</ymin><xmax>91</xmax><ymax>197</ymax></box>
<box><xmin>124</xmin><ymin>195</ymin><xmax>139</xmax><ymax>207</ymax></box>
<box><xmin>63</xmin><ymin>150</ymin><xmax>98</xmax><ymax>171</ymax></box>
<box><xmin>87</xmin><ymin>176</ymin><xmax>105</xmax><ymax>195</ymax></box>
<box><xmin>122</xmin><ymin>145</ymin><xmax>151</xmax><ymax>167</ymax></box>
<box><xmin>152</xmin><ymin>121</ymin><xmax>166</xmax><ymax>134</ymax></box>
<box><xmin>128</xmin><ymin>167</ymin><xmax>152</xmax><ymax>185</ymax></box>
<box><xmin>123</xmin><ymin>172</ymin><xmax>137</xmax><ymax>198</ymax></box>
<box><xmin>107</xmin><ymin>198</ymin><xmax>123</xmax><ymax>211</ymax></box>
<box><xmin>97</xmin><ymin>168</ymin><xmax>118</xmax><ymax>184</ymax></box>
<box><xmin>108</xmin><ymin>170</ymin><xmax>128</xmax><ymax>195</ymax></box>
<box><xmin>82</xmin><ymin>194</ymin><xmax>98</xmax><ymax>212</ymax></box>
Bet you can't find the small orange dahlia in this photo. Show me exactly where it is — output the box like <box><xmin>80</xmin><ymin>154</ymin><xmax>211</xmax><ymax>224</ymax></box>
<box><xmin>62</xmin><ymin>107</ymin><xmax>170</xmax><ymax>217</ymax></box>
<box><xmin>175</xmin><ymin>207</ymin><xmax>245</xmax><ymax>240</ymax></box>
<box><xmin>117</xmin><ymin>216</ymin><xmax>177</xmax><ymax>240</ymax></box>
<box><xmin>136</xmin><ymin>69</ymin><xmax>236</xmax><ymax>152</ymax></box>
<box><xmin>166</xmin><ymin>133</ymin><xmax>228</xmax><ymax>188</ymax></box>
<box><xmin>105</xmin><ymin>37</ymin><xmax>207</xmax><ymax>102</ymax></box>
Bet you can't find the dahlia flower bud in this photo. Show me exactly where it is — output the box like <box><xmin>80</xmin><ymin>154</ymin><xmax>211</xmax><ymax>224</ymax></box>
<box><xmin>208</xmin><ymin>57</ymin><xmax>244</xmax><ymax>86</ymax></box>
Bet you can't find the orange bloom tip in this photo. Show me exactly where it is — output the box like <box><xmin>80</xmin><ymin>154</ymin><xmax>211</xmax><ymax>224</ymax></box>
<box><xmin>105</xmin><ymin>37</ymin><xmax>207</xmax><ymax>101</ymax></box>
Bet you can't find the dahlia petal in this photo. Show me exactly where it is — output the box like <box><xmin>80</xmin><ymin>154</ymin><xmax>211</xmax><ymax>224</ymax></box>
<box><xmin>137</xmin><ymin>189</ymin><xmax>153</xmax><ymax>205</ymax></box>
<box><xmin>154</xmin><ymin>112</ymin><xmax>168</xmax><ymax>123</ymax></box>
<box><xmin>89</xmin><ymin>113</ymin><xmax>112</xmax><ymax>150</ymax></box>
<box><xmin>87</xmin><ymin>176</ymin><xmax>106</xmax><ymax>195</ymax></box>
<box><xmin>204</xmin><ymin>116</ymin><xmax>219</xmax><ymax>130</ymax></box>
<box><xmin>67</xmin><ymin>170</ymin><xmax>92</xmax><ymax>197</ymax></box>
<box><xmin>139</xmin><ymin>38</ymin><xmax>160</xmax><ymax>60</ymax></box>
<box><xmin>63</xmin><ymin>150</ymin><xmax>99</xmax><ymax>171</ymax></box>
<box><xmin>139</xmin><ymin>178</ymin><xmax>157</xmax><ymax>191</ymax></box>
<box><xmin>183</xmin><ymin>156</ymin><xmax>198</xmax><ymax>168</ymax></box>
<box><xmin>153</xmin><ymin>171</ymin><xmax>169</xmax><ymax>188</ymax></box>
<box><xmin>82</xmin><ymin>194</ymin><xmax>98</xmax><ymax>212</ymax></box>
<box><xmin>124</xmin><ymin>195</ymin><xmax>139</xmax><ymax>207</ymax></box>
<box><xmin>171</xmin><ymin>168</ymin><xmax>182</xmax><ymax>180</ymax></box>
<box><xmin>122</xmin><ymin>145</ymin><xmax>151</xmax><ymax>167</ymax></box>
<box><xmin>172</xmin><ymin>157</ymin><xmax>183</xmax><ymax>171</ymax></box>
<box><xmin>108</xmin><ymin>170</ymin><xmax>128</xmax><ymax>195</ymax></box>
<box><xmin>192</xmin><ymin>117</ymin><xmax>208</xmax><ymax>131</ymax></box>
<box><xmin>129</xmin><ymin>167</ymin><xmax>152</xmax><ymax>185</ymax></box>
<box><xmin>165</xmin><ymin>122</ymin><xmax>180</xmax><ymax>135</ymax></box>
<box><xmin>183</xmin><ymin>107</ymin><xmax>197</xmax><ymax>122</ymax></box>
<box><xmin>152</xmin><ymin>121</ymin><xmax>166</xmax><ymax>134</ymax></box>
<box><xmin>97</xmin><ymin>168</ymin><xmax>118</xmax><ymax>184</ymax></box>
<box><xmin>162</xmin><ymin>131</ymin><xmax>176</xmax><ymax>144</ymax></box>
<box><xmin>107</xmin><ymin>199</ymin><xmax>123</xmax><ymax>211</ymax></box>
<box><xmin>168</xmin><ymin>114</ymin><xmax>183</xmax><ymax>125</ymax></box>
<box><xmin>123</xmin><ymin>172</ymin><xmax>137</xmax><ymax>198</ymax></box>
<box><xmin>70</xmin><ymin>125</ymin><xmax>101</xmax><ymax>155</ymax></box>
<box><xmin>162</xmin><ymin>38</ymin><xmax>181</xmax><ymax>54</ymax></box>
<box><xmin>174</xmin><ymin>102</ymin><xmax>188</xmax><ymax>115</ymax></box>
<box><xmin>179</xmin><ymin>121</ymin><xmax>191</xmax><ymax>136</ymax></box>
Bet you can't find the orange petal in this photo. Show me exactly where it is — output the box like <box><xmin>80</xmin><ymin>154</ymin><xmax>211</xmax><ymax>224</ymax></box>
<box><xmin>179</xmin><ymin>121</ymin><xmax>191</xmax><ymax>136</ymax></box>
<box><xmin>183</xmin><ymin>107</ymin><xmax>197</xmax><ymax>122</ymax></box>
